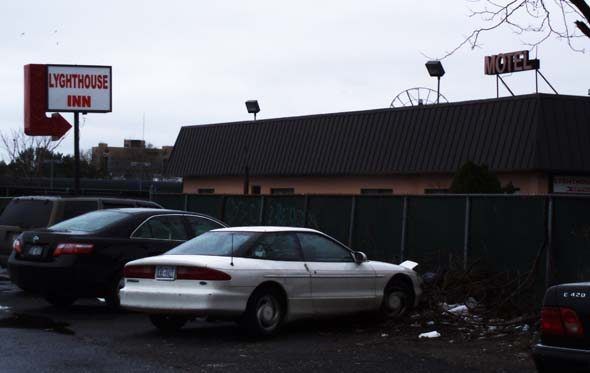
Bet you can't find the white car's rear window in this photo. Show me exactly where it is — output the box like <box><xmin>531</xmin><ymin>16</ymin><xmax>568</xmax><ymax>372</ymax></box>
<box><xmin>166</xmin><ymin>231</ymin><xmax>256</xmax><ymax>256</ymax></box>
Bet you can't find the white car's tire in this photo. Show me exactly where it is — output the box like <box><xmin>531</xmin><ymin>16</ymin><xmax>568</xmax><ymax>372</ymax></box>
<box><xmin>380</xmin><ymin>283</ymin><xmax>412</xmax><ymax>319</ymax></box>
<box><xmin>240</xmin><ymin>288</ymin><xmax>285</xmax><ymax>337</ymax></box>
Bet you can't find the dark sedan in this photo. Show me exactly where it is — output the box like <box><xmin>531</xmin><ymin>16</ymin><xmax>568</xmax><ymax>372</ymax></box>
<box><xmin>533</xmin><ymin>282</ymin><xmax>590</xmax><ymax>372</ymax></box>
<box><xmin>7</xmin><ymin>208</ymin><xmax>226</xmax><ymax>308</ymax></box>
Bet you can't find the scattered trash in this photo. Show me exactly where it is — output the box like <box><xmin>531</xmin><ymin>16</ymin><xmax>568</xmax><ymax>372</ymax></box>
<box><xmin>465</xmin><ymin>297</ymin><xmax>478</xmax><ymax>309</ymax></box>
<box><xmin>422</xmin><ymin>272</ymin><xmax>437</xmax><ymax>284</ymax></box>
<box><xmin>96</xmin><ymin>298</ymin><xmax>105</xmax><ymax>303</ymax></box>
<box><xmin>426</xmin><ymin>321</ymin><xmax>435</xmax><ymax>326</ymax></box>
<box><xmin>0</xmin><ymin>305</ymin><xmax>10</xmax><ymax>311</ymax></box>
<box><xmin>520</xmin><ymin>324</ymin><xmax>530</xmax><ymax>333</ymax></box>
<box><xmin>419</xmin><ymin>331</ymin><xmax>441</xmax><ymax>339</ymax></box>
<box><xmin>488</xmin><ymin>326</ymin><xmax>497</xmax><ymax>332</ymax></box>
<box><xmin>447</xmin><ymin>305</ymin><xmax>469</xmax><ymax>315</ymax></box>
<box><xmin>380</xmin><ymin>333</ymin><xmax>389</xmax><ymax>337</ymax></box>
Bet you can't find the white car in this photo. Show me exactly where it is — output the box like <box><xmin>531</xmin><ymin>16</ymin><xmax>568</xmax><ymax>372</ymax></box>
<box><xmin>120</xmin><ymin>226</ymin><xmax>422</xmax><ymax>336</ymax></box>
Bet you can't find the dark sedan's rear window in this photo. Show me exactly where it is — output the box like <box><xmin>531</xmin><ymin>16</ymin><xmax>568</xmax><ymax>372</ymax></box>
<box><xmin>0</xmin><ymin>199</ymin><xmax>54</xmax><ymax>228</ymax></box>
<box><xmin>49</xmin><ymin>210</ymin><xmax>129</xmax><ymax>232</ymax></box>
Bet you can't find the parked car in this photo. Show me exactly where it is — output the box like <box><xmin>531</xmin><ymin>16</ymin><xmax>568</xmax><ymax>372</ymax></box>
<box><xmin>8</xmin><ymin>208</ymin><xmax>226</xmax><ymax>308</ymax></box>
<box><xmin>0</xmin><ymin>196</ymin><xmax>163</xmax><ymax>267</ymax></box>
<box><xmin>120</xmin><ymin>226</ymin><xmax>422</xmax><ymax>336</ymax></box>
<box><xmin>533</xmin><ymin>282</ymin><xmax>590</xmax><ymax>372</ymax></box>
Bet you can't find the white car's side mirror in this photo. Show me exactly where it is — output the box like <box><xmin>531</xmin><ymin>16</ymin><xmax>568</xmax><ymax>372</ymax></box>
<box><xmin>352</xmin><ymin>251</ymin><xmax>368</xmax><ymax>264</ymax></box>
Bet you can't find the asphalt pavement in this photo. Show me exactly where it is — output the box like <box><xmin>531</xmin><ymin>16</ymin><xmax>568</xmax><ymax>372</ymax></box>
<box><xmin>0</xmin><ymin>275</ymin><xmax>536</xmax><ymax>373</ymax></box>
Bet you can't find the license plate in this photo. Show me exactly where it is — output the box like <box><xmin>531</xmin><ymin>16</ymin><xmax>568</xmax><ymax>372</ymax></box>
<box><xmin>155</xmin><ymin>266</ymin><xmax>176</xmax><ymax>281</ymax></box>
<box><xmin>28</xmin><ymin>246</ymin><xmax>43</xmax><ymax>256</ymax></box>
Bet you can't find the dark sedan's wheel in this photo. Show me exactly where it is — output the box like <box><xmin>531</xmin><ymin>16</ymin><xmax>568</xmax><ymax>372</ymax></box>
<box><xmin>149</xmin><ymin>314</ymin><xmax>188</xmax><ymax>333</ymax></box>
<box><xmin>380</xmin><ymin>284</ymin><xmax>412</xmax><ymax>319</ymax></box>
<box><xmin>45</xmin><ymin>295</ymin><xmax>77</xmax><ymax>308</ymax></box>
<box><xmin>105</xmin><ymin>275</ymin><xmax>125</xmax><ymax>310</ymax></box>
<box><xmin>240</xmin><ymin>288</ymin><xmax>285</xmax><ymax>337</ymax></box>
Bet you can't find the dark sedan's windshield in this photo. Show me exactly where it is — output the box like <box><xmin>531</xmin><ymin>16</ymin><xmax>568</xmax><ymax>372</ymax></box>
<box><xmin>49</xmin><ymin>210</ymin><xmax>129</xmax><ymax>232</ymax></box>
<box><xmin>166</xmin><ymin>231</ymin><xmax>258</xmax><ymax>256</ymax></box>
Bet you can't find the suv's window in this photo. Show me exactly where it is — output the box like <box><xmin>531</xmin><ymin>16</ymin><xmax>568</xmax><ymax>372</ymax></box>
<box><xmin>133</xmin><ymin>215</ymin><xmax>188</xmax><ymax>240</ymax></box>
<box><xmin>246</xmin><ymin>233</ymin><xmax>303</xmax><ymax>261</ymax></box>
<box><xmin>136</xmin><ymin>201</ymin><xmax>160</xmax><ymax>208</ymax></box>
<box><xmin>50</xmin><ymin>210</ymin><xmax>129</xmax><ymax>232</ymax></box>
<box><xmin>102</xmin><ymin>201</ymin><xmax>135</xmax><ymax>209</ymax></box>
<box><xmin>0</xmin><ymin>199</ymin><xmax>53</xmax><ymax>228</ymax></box>
<box><xmin>60</xmin><ymin>201</ymin><xmax>99</xmax><ymax>222</ymax></box>
<box><xmin>296</xmin><ymin>233</ymin><xmax>353</xmax><ymax>262</ymax></box>
<box><xmin>185</xmin><ymin>216</ymin><xmax>223</xmax><ymax>238</ymax></box>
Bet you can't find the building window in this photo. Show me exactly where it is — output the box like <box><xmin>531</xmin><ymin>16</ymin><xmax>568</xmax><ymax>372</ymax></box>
<box><xmin>251</xmin><ymin>185</ymin><xmax>261</xmax><ymax>195</ymax></box>
<box><xmin>424</xmin><ymin>188</ymin><xmax>449</xmax><ymax>194</ymax></box>
<box><xmin>270</xmin><ymin>188</ymin><xmax>295</xmax><ymax>195</ymax></box>
<box><xmin>198</xmin><ymin>188</ymin><xmax>215</xmax><ymax>194</ymax></box>
<box><xmin>360</xmin><ymin>188</ymin><xmax>393</xmax><ymax>195</ymax></box>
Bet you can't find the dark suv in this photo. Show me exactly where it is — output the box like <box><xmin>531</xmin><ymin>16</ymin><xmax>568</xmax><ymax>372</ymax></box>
<box><xmin>0</xmin><ymin>196</ymin><xmax>162</xmax><ymax>267</ymax></box>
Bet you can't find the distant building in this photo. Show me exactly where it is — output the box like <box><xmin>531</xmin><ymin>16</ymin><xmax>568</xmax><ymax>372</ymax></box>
<box><xmin>91</xmin><ymin>139</ymin><xmax>174</xmax><ymax>179</ymax></box>
<box><xmin>167</xmin><ymin>94</ymin><xmax>590</xmax><ymax>195</ymax></box>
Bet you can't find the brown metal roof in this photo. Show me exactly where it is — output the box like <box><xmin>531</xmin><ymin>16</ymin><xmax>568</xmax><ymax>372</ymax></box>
<box><xmin>167</xmin><ymin>94</ymin><xmax>590</xmax><ymax>177</ymax></box>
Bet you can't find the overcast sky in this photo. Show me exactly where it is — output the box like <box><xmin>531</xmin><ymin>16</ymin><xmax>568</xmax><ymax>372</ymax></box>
<box><xmin>0</xmin><ymin>1</ymin><xmax>588</xmax><ymax>157</ymax></box>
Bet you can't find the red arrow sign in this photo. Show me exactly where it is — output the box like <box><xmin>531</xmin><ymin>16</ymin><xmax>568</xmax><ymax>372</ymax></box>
<box><xmin>24</xmin><ymin>64</ymin><xmax>71</xmax><ymax>139</ymax></box>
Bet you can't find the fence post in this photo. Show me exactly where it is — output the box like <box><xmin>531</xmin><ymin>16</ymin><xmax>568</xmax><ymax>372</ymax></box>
<box><xmin>220</xmin><ymin>195</ymin><xmax>226</xmax><ymax>222</ymax></box>
<box><xmin>259</xmin><ymin>196</ymin><xmax>265</xmax><ymax>225</ymax></box>
<box><xmin>400</xmin><ymin>196</ymin><xmax>408</xmax><ymax>261</ymax></box>
<box><xmin>546</xmin><ymin>196</ymin><xmax>554</xmax><ymax>288</ymax></box>
<box><xmin>463</xmin><ymin>196</ymin><xmax>471</xmax><ymax>270</ymax></box>
<box><xmin>348</xmin><ymin>196</ymin><xmax>356</xmax><ymax>248</ymax></box>
<box><xmin>303</xmin><ymin>195</ymin><xmax>309</xmax><ymax>227</ymax></box>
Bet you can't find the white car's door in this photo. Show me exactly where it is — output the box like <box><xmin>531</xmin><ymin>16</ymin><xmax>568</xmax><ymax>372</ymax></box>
<box><xmin>243</xmin><ymin>232</ymin><xmax>313</xmax><ymax>317</ymax></box>
<box><xmin>296</xmin><ymin>232</ymin><xmax>377</xmax><ymax>315</ymax></box>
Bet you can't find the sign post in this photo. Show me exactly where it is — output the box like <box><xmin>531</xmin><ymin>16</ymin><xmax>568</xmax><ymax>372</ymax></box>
<box><xmin>24</xmin><ymin>64</ymin><xmax>112</xmax><ymax>195</ymax></box>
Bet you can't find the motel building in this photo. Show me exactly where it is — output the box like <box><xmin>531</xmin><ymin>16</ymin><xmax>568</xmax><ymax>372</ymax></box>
<box><xmin>166</xmin><ymin>93</ymin><xmax>590</xmax><ymax>196</ymax></box>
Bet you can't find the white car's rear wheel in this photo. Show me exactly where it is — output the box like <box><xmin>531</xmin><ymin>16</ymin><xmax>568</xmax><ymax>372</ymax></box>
<box><xmin>241</xmin><ymin>288</ymin><xmax>285</xmax><ymax>336</ymax></box>
<box><xmin>149</xmin><ymin>314</ymin><xmax>188</xmax><ymax>333</ymax></box>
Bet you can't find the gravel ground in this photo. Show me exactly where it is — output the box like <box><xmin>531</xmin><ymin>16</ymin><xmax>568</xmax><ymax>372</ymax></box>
<box><xmin>0</xmin><ymin>277</ymin><xmax>537</xmax><ymax>373</ymax></box>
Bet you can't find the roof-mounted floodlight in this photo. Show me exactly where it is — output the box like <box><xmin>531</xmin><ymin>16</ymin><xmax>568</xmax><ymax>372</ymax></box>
<box><xmin>425</xmin><ymin>61</ymin><xmax>445</xmax><ymax>104</ymax></box>
<box><xmin>245</xmin><ymin>100</ymin><xmax>260</xmax><ymax>120</ymax></box>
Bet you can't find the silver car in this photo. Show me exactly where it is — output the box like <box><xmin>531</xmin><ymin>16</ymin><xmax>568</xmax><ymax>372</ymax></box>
<box><xmin>120</xmin><ymin>226</ymin><xmax>422</xmax><ymax>336</ymax></box>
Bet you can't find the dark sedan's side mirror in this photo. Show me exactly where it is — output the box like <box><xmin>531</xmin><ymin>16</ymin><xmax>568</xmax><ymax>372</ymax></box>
<box><xmin>352</xmin><ymin>251</ymin><xmax>368</xmax><ymax>264</ymax></box>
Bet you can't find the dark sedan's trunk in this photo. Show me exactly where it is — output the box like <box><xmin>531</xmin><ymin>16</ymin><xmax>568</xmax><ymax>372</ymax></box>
<box><xmin>542</xmin><ymin>283</ymin><xmax>590</xmax><ymax>349</ymax></box>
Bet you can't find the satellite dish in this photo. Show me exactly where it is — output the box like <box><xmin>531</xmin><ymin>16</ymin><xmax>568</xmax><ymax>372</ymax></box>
<box><xmin>390</xmin><ymin>87</ymin><xmax>448</xmax><ymax>108</ymax></box>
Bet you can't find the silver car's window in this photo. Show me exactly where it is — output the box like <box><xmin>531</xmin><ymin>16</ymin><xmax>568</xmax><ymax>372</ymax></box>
<box><xmin>133</xmin><ymin>216</ymin><xmax>188</xmax><ymax>241</ymax></box>
<box><xmin>166</xmin><ymin>231</ymin><xmax>256</xmax><ymax>256</ymax></box>
<box><xmin>49</xmin><ymin>210</ymin><xmax>128</xmax><ymax>232</ymax></box>
<box><xmin>246</xmin><ymin>233</ymin><xmax>303</xmax><ymax>261</ymax></box>
<box><xmin>297</xmin><ymin>233</ymin><xmax>353</xmax><ymax>262</ymax></box>
<box><xmin>185</xmin><ymin>216</ymin><xmax>224</xmax><ymax>238</ymax></box>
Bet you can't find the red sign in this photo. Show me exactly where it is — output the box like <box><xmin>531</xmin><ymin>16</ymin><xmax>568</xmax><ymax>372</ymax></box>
<box><xmin>24</xmin><ymin>64</ymin><xmax>72</xmax><ymax>139</ymax></box>
<box><xmin>484</xmin><ymin>50</ymin><xmax>539</xmax><ymax>75</ymax></box>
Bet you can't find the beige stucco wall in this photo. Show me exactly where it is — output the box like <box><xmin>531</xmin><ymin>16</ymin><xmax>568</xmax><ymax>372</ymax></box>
<box><xmin>183</xmin><ymin>172</ymin><xmax>549</xmax><ymax>195</ymax></box>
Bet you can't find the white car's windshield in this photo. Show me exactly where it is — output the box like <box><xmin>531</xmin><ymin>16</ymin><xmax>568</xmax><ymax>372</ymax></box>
<box><xmin>166</xmin><ymin>231</ymin><xmax>257</xmax><ymax>256</ymax></box>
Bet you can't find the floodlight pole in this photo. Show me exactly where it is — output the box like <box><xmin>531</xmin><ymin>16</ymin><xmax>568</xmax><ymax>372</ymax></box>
<box><xmin>74</xmin><ymin>112</ymin><xmax>80</xmax><ymax>196</ymax></box>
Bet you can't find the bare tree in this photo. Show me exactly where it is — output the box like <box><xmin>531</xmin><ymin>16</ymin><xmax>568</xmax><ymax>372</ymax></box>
<box><xmin>0</xmin><ymin>129</ymin><xmax>63</xmax><ymax>178</ymax></box>
<box><xmin>440</xmin><ymin>0</ymin><xmax>590</xmax><ymax>58</ymax></box>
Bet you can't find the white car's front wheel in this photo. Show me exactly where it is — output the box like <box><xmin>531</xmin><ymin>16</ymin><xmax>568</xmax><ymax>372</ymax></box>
<box><xmin>381</xmin><ymin>284</ymin><xmax>412</xmax><ymax>319</ymax></box>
